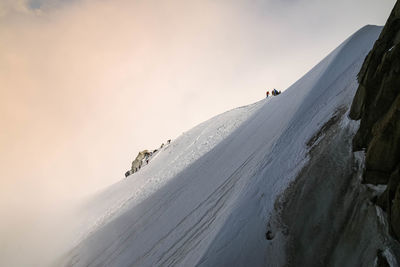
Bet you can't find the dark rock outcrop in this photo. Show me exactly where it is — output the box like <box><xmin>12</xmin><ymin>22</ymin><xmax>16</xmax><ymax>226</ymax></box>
<box><xmin>349</xmin><ymin>1</ymin><xmax>400</xmax><ymax>240</ymax></box>
<box><xmin>124</xmin><ymin>140</ymin><xmax>173</xmax><ymax>177</ymax></box>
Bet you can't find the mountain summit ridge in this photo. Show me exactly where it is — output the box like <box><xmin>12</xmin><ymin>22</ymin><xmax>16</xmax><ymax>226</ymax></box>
<box><xmin>59</xmin><ymin>24</ymin><xmax>391</xmax><ymax>266</ymax></box>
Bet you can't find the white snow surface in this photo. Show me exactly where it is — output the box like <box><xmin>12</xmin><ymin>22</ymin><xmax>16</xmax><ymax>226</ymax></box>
<box><xmin>61</xmin><ymin>25</ymin><xmax>382</xmax><ymax>267</ymax></box>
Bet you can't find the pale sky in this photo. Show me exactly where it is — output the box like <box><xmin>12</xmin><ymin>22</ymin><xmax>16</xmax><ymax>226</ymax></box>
<box><xmin>0</xmin><ymin>0</ymin><xmax>396</xmax><ymax>265</ymax></box>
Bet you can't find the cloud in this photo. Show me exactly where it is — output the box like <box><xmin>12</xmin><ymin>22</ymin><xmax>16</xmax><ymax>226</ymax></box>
<box><xmin>0</xmin><ymin>0</ymin><xmax>273</xmax><ymax>265</ymax></box>
<box><xmin>0</xmin><ymin>0</ymin><xmax>31</xmax><ymax>16</ymax></box>
<box><xmin>0</xmin><ymin>0</ymin><xmax>76</xmax><ymax>18</ymax></box>
<box><xmin>0</xmin><ymin>0</ymin><xmax>396</xmax><ymax>265</ymax></box>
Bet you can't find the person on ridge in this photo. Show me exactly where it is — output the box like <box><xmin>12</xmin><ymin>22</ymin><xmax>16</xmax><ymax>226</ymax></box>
<box><xmin>273</xmin><ymin>88</ymin><xmax>281</xmax><ymax>96</ymax></box>
<box><xmin>266</xmin><ymin>91</ymin><xmax>270</xmax><ymax>98</ymax></box>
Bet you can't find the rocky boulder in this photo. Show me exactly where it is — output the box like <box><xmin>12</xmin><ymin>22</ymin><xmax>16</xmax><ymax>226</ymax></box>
<box><xmin>131</xmin><ymin>150</ymin><xmax>150</xmax><ymax>173</ymax></box>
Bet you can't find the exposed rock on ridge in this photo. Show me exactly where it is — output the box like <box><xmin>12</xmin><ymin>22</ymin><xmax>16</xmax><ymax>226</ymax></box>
<box><xmin>349</xmin><ymin>1</ymin><xmax>400</xmax><ymax>240</ymax></box>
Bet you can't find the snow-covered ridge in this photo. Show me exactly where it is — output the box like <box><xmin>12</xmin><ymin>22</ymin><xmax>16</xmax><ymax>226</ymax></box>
<box><xmin>59</xmin><ymin>25</ymin><xmax>382</xmax><ymax>267</ymax></box>
<box><xmin>74</xmin><ymin>100</ymin><xmax>264</xmax><ymax>243</ymax></box>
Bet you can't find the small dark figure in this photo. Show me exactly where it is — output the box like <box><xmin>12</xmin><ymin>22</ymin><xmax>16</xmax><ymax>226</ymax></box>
<box><xmin>265</xmin><ymin>230</ymin><xmax>274</xmax><ymax>240</ymax></box>
<box><xmin>146</xmin><ymin>159</ymin><xmax>149</xmax><ymax>164</ymax></box>
<box><xmin>125</xmin><ymin>171</ymin><xmax>130</xmax><ymax>178</ymax></box>
<box><xmin>266</xmin><ymin>91</ymin><xmax>269</xmax><ymax>98</ymax></box>
<box><xmin>272</xmin><ymin>88</ymin><xmax>281</xmax><ymax>96</ymax></box>
<box><xmin>167</xmin><ymin>139</ymin><xmax>171</xmax><ymax>144</ymax></box>
<box><xmin>161</xmin><ymin>143</ymin><xmax>164</xmax><ymax>148</ymax></box>
<box><xmin>153</xmin><ymin>149</ymin><xmax>158</xmax><ymax>153</ymax></box>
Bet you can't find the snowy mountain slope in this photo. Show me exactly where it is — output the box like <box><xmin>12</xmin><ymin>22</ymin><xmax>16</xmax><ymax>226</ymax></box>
<box><xmin>73</xmin><ymin>100</ymin><xmax>264</xmax><ymax>243</ymax></box>
<box><xmin>59</xmin><ymin>25</ymin><xmax>382</xmax><ymax>267</ymax></box>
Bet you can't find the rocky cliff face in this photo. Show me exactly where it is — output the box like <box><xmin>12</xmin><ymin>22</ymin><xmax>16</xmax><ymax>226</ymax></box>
<box><xmin>350</xmin><ymin>1</ymin><xmax>400</xmax><ymax>241</ymax></box>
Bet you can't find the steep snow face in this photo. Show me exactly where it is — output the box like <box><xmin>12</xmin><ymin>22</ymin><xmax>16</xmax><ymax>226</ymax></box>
<box><xmin>59</xmin><ymin>25</ymin><xmax>382</xmax><ymax>267</ymax></box>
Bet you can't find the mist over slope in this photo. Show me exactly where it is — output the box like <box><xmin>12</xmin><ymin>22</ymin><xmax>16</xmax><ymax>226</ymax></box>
<box><xmin>59</xmin><ymin>25</ymin><xmax>385</xmax><ymax>266</ymax></box>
